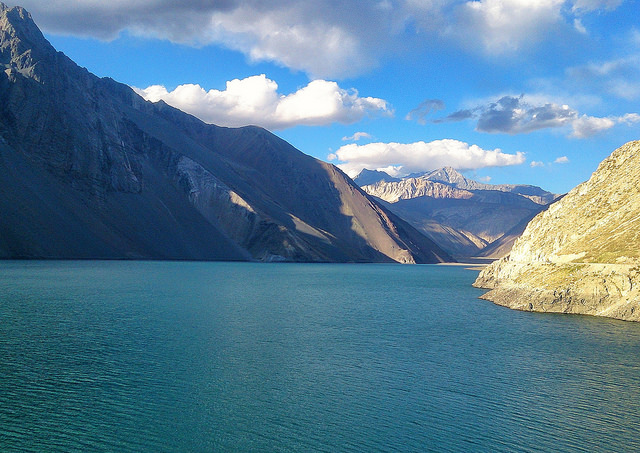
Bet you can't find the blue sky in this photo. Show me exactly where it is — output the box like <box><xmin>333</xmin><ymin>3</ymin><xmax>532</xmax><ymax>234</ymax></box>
<box><xmin>9</xmin><ymin>0</ymin><xmax>640</xmax><ymax>194</ymax></box>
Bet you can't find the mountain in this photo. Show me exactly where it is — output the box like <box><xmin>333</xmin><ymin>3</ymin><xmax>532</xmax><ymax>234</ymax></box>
<box><xmin>419</xmin><ymin>166</ymin><xmax>557</xmax><ymax>205</ymax></box>
<box><xmin>353</xmin><ymin>169</ymin><xmax>400</xmax><ymax>186</ymax></box>
<box><xmin>474</xmin><ymin>141</ymin><xmax>640</xmax><ymax>321</ymax></box>
<box><xmin>0</xmin><ymin>4</ymin><xmax>451</xmax><ymax>263</ymax></box>
<box><xmin>359</xmin><ymin>167</ymin><xmax>558</xmax><ymax>259</ymax></box>
<box><xmin>362</xmin><ymin>178</ymin><xmax>473</xmax><ymax>203</ymax></box>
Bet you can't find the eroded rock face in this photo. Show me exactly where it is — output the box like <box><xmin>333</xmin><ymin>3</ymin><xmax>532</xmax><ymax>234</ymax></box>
<box><xmin>0</xmin><ymin>3</ymin><xmax>452</xmax><ymax>263</ymax></box>
<box><xmin>362</xmin><ymin>178</ymin><xmax>473</xmax><ymax>203</ymax></box>
<box><xmin>474</xmin><ymin>141</ymin><xmax>640</xmax><ymax>321</ymax></box>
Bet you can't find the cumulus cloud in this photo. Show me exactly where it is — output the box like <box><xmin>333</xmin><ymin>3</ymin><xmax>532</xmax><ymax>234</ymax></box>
<box><xmin>436</xmin><ymin>94</ymin><xmax>640</xmax><ymax>138</ymax></box>
<box><xmin>342</xmin><ymin>132</ymin><xmax>372</xmax><ymax>141</ymax></box>
<box><xmin>530</xmin><ymin>161</ymin><xmax>545</xmax><ymax>168</ymax></box>
<box><xmin>571</xmin><ymin>117</ymin><xmax>606</xmax><ymax>137</ymax></box>
<box><xmin>405</xmin><ymin>99</ymin><xmax>445</xmax><ymax>124</ymax></box>
<box><xmin>450</xmin><ymin>0</ymin><xmax>565</xmax><ymax>53</ymax></box>
<box><xmin>134</xmin><ymin>75</ymin><xmax>391</xmax><ymax>129</ymax></box>
<box><xmin>554</xmin><ymin>156</ymin><xmax>570</xmax><ymax>163</ymax></box>
<box><xmin>620</xmin><ymin>112</ymin><xmax>640</xmax><ymax>124</ymax></box>
<box><xmin>12</xmin><ymin>0</ymin><xmax>627</xmax><ymax>78</ymax></box>
<box><xmin>569</xmin><ymin>113</ymin><xmax>640</xmax><ymax>138</ymax></box>
<box><xmin>475</xmin><ymin>96</ymin><xmax>577</xmax><ymax>134</ymax></box>
<box><xmin>203</xmin><ymin>4</ymin><xmax>379</xmax><ymax>78</ymax></box>
<box><xmin>13</xmin><ymin>0</ymin><xmax>391</xmax><ymax>78</ymax></box>
<box><xmin>327</xmin><ymin>139</ymin><xmax>526</xmax><ymax>178</ymax></box>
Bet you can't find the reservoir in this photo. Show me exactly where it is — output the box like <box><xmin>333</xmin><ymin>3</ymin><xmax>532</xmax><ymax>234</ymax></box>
<box><xmin>1</xmin><ymin>261</ymin><xmax>639</xmax><ymax>452</ymax></box>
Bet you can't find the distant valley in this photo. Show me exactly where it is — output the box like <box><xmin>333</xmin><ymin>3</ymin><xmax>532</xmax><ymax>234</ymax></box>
<box><xmin>355</xmin><ymin>167</ymin><xmax>559</xmax><ymax>259</ymax></box>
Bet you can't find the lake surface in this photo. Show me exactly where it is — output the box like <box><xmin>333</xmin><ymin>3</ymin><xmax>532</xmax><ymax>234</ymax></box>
<box><xmin>1</xmin><ymin>261</ymin><xmax>639</xmax><ymax>452</ymax></box>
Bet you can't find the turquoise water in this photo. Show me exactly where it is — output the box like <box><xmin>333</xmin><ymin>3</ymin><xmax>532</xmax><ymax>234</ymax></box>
<box><xmin>1</xmin><ymin>261</ymin><xmax>639</xmax><ymax>452</ymax></box>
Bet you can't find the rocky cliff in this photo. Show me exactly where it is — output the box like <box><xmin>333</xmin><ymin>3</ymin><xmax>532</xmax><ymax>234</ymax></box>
<box><xmin>0</xmin><ymin>3</ymin><xmax>451</xmax><ymax>263</ymax></box>
<box><xmin>474</xmin><ymin>140</ymin><xmax>640</xmax><ymax>321</ymax></box>
<box><xmin>361</xmin><ymin>178</ymin><xmax>473</xmax><ymax>203</ymax></box>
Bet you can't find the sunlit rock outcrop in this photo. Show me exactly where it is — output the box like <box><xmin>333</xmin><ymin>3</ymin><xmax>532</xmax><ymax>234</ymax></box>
<box><xmin>474</xmin><ymin>141</ymin><xmax>640</xmax><ymax>321</ymax></box>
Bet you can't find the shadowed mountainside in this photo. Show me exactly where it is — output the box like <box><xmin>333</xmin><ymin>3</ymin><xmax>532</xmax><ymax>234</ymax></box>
<box><xmin>0</xmin><ymin>3</ymin><xmax>451</xmax><ymax>263</ymax></box>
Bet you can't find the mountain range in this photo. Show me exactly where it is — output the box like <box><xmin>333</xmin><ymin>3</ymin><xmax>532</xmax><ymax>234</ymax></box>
<box><xmin>356</xmin><ymin>167</ymin><xmax>559</xmax><ymax>259</ymax></box>
<box><xmin>0</xmin><ymin>3</ymin><xmax>451</xmax><ymax>263</ymax></box>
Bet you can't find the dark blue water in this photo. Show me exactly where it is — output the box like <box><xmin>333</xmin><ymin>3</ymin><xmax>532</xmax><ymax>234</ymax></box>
<box><xmin>1</xmin><ymin>261</ymin><xmax>639</xmax><ymax>452</ymax></box>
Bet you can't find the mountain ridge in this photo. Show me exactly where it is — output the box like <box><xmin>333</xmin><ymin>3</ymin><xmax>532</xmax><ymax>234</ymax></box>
<box><xmin>357</xmin><ymin>166</ymin><xmax>558</xmax><ymax>258</ymax></box>
<box><xmin>0</xmin><ymin>3</ymin><xmax>451</xmax><ymax>263</ymax></box>
<box><xmin>361</xmin><ymin>166</ymin><xmax>557</xmax><ymax>205</ymax></box>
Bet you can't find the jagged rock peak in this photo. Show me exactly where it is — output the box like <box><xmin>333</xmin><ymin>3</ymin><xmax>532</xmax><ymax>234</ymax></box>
<box><xmin>422</xmin><ymin>166</ymin><xmax>467</xmax><ymax>184</ymax></box>
<box><xmin>1</xmin><ymin>2</ymin><xmax>56</xmax><ymax>79</ymax></box>
<box><xmin>419</xmin><ymin>166</ymin><xmax>489</xmax><ymax>192</ymax></box>
<box><xmin>1</xmin><ymin>3</ymin><xmax>50</xmax><ymax>49</ymax></box>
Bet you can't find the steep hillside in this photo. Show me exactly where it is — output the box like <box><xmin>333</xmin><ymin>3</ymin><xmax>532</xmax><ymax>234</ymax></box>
<box><xmin>0</xmin><ymin>3</ymin><xmax>451</xmax><ymax>263</ymax></box>
<box><xmin>474</xmin><ymin>141</ymin><xmax>640</xmax><ymax>321</ymax></box>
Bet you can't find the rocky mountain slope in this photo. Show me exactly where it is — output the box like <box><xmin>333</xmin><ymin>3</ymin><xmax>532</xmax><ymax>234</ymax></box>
<box><xmin>421</xmin><ymin>167</ymin><xmax>557</xmax><ymax>205</ymax></box>
<box><xmin>0</xmin><ymin>3</ymin><xmax>451</xmax><ymax>263</ymax></box>
<box><xmin>474</xmin><ymin>140</ymin><xmax>640</xmax><ymax>321</ymax></box>
<box><xmin>358</xmin><ymin>167</ymin><xmax>557</xmax><ymax>258</ymax></box>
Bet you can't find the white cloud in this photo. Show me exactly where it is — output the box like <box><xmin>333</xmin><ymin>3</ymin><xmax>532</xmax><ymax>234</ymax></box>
<box><xmin>204</xmin><ymin>5</ymin><xmax>378</xmax><ymax>78</ymax></box>
<box><xmin>328</xmin><ymin>139</ymin><xmax>525</xmax><ymax>178</ymax></box>
<box><xmin>530</xmin><ymin>161</ymin><xmax>545</xmax><ymax>167</ymax></box>
<box><xmin>570</xmin><ymin>113</ymin><xmax>640</xmax><ymax>138</ymax></box>
<box><xmin>573</xmin><ymin>18</ymin><xmax>587</xmax><ymax>34</ymax></box>
<box><xmin>16</xmin><ymin>0</ymin><xmax>388</xmax><ymax>78</ymax></box>
<box><xmin>478</xmin><ymin>175</ymin><xmax>492</xmax><ymax>182</ymax></box>
<box><xmin>451</xmin><ymin>0</ymin><xmax>565</xmax><ymax>54</ymax></box>
<box><xmin>342</xmin><ymin>132</ymin><xmax>373</xmax><ymax>141</ymax></box>
<box><xmin>621</xmin><ymin>112</ymin><xmax>640</xmax><ymax>124</ymax></box>
<box><xmin>13</xmin><ymin>0</ymin><xmax>627</xmax><ymax>78</ymax></box>
<box><xmin>134</xmin><ymin>75</ymin><xmax>391</xmax><ymax>129</ymax></box>
<box><xmin>554</xmin><ymin>156</ymin><xmax>569</xmax><ymax>163</ymax></box>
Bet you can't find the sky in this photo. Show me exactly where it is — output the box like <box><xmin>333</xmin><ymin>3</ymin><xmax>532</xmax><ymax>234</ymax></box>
<box><xmin>8</xmin><ymin>0</ymin><xmax>640</xmax><ymax>194</ymax></box>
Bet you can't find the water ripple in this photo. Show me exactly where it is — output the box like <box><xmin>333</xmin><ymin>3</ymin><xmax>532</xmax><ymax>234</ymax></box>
<box><xmin>1</xmin><ymin>261</ymin><xmax>639</xmax><ymax>452</ymax></box>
